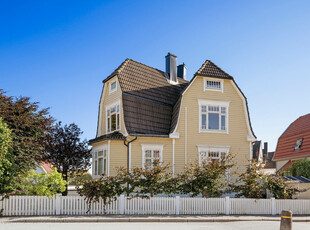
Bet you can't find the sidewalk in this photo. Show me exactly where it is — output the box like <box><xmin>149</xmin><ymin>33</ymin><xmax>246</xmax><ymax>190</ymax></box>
<box><xmin>1</xmin><ymin>215</ymin><xmax>310</xmax><ymax>223</ymax></box>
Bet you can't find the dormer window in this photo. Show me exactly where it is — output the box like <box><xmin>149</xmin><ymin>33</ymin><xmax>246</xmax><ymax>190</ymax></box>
<box><xmin>294</xmin><ymin>138</ymin><xmax>303</xmax><ymax>151</ymax></box>
<box><xmin>204</xmin><ymin>79</ymin><xmax>223</xmax><ymax>92</ymax></box>
<box><xmin>109</xmin><ymin>81</ymin><xmax>117</xmax><ymax>94</ymax></box>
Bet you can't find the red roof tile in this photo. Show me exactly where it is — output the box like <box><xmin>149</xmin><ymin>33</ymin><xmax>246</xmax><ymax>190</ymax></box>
<box><xmin>274</xmin><ymin>114</ymin><xmax>310</xmax><ymax>160</ymax></box>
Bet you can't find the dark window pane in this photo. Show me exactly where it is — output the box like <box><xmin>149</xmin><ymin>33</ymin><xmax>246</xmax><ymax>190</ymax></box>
<box><xmin>201</xmin><ymin>114</ymin><xmax>206</xmax><ymax>129</ymax></box>
<box><xmin>111</xmin><ymin>114</ymin><xmax>116</xmax><ymax>131</ymax></box>
<box><xmin>208</xmin><ymin>113</ymin><xmax>219</xmax><ymax>130</ymax></box>
<box><xmin>221</xmin><ymin>115</ymin><xmax>226</xmax><ymax>130</ymax></box>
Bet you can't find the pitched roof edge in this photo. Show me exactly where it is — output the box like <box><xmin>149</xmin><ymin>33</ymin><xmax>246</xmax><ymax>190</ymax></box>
<box><xmin>195</xmin><ymin>60</ymin><xmax>234</xmax><ymax>79</ymax></box>
<box><xmin>231</xmin><ymin>79</ymin><xmax>257</xmax><ymax>139</ymax></box>
<box><xmin>103</xmin><ymin>58</ymin><xmax>131</xmax><ymax>83</ymax></box>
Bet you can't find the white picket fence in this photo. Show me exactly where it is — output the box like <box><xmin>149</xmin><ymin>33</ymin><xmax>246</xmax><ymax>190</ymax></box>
<box><xmin>1</xmin><ymin>195</ymin><xmax>310</xmax><ymax>216</ymax></box>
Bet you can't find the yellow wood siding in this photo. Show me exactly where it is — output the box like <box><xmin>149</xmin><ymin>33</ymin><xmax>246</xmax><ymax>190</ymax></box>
<box><xmin>99</xmin><ymin>77</ymin><xmax>126</xmax><ymax>136</ymax></box>
<box><xmin>93</xmin><ymin>76</ymin><xmax>254</xmax><ymax>179</ymax></box>
<box><xmin>174</xmin><ymin>76</ymin><xmax>252</xmax><ymax>176</ymax></box>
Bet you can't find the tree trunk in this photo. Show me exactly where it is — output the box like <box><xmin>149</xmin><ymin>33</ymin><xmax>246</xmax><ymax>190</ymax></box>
<box><xmin>62</xmin><ymin>171</ymin><xmax>68</xmax><ymax>196</ymax></box>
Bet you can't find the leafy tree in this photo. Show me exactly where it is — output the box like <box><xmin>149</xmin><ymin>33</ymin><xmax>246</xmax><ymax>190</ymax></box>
<box><xmin>44</xmin><ymin>122</ymin><xmax>91</xmax><ymax>195</ymax></box>
<box><xmin>0</xmin><ymin>90</ymin><xmax>54</xmax><ymax>176</ymax></box>
<box><xmin>18</xmin><ymin>168</ymin><xmax>67</xmax><ymax>197</ymax></box>
<box><xmin>286</xmin><ymin>159</ymin><xmax>310</xmax><ymax>178</ymax></box>
<box><xmin>68</xmin><ymin>170</ymin><xmax>92</xmax><ymax>185</ymax></box>
<box><xmin>0</xmin><ymin>117</ymin><xmax>15</xmax><ymax>193</ymax></box>
<box><xmin>179</xmin><ymin>157</ymin><xmax>233</xmax><ymax>198</ymax></box>
<box><xmin>264</xmin><ymin>174</ymin><xmax>299</xmax><ymax>199</ymax></box>
<box><xmin>78</xmin><ymin>176</ymin><xmax>123</xmax><ymax>213</ymax></box>
<box><xmin>234</xmin><ymin>161</ymin><xmax>266</xmax><ymax>198</ymax></box>
<box><xmin>132</xmin><ymin>160</ymin><xmax>171</xmax><ymax>197</ymax></box>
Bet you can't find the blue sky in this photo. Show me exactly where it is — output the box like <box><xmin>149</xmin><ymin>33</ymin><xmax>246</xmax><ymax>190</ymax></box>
<box><xmin>1</xmin><ymin>0</ymin><xmax>310</xmax><ymax>151</ymax></box>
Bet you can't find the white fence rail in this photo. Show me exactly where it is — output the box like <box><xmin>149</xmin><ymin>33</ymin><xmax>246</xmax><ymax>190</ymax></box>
<box><xmin>1</xmin><ymin>195</ymin><xmax>310</xmax><ymax>216</ymax></box>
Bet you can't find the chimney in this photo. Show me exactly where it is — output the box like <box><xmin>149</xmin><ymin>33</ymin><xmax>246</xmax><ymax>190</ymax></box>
<box><xmin>263</xmin><ymin>142</ymin><xmax>268</xmax><ymax>161</ymax></box>
<box><xmin>165</xmin><ymin>52</ymin><xmax>177</xmax><ymax>82</ymax></box>
<box><xmin>177</xmin><ymin>63</ymin><xmax>187</xmax><ymax>80</ymax></box>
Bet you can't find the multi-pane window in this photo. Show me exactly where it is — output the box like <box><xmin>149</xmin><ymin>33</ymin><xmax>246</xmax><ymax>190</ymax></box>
<box><xmin>199</xmin><ymin>149</ymin><xmax>227</xmax><ymax>164</ymax></box>
<box><xmin>93</xmin><ymin>149</ymin><xmax>107</xmax><ymax>176</ymax></box>
<box><xmin>106</xmin><ymin>104</ymin><xmax>120</xmax><ymax>133</ymax></box>
<box><xmin>201</xmin><ymin>105</ymin><xmax>227</xmax><ymax>131</ymax></box>
<box><xmin>110</xmin><ymin>81</ymin><xmax>117</xmax><ymax>93</ymax></box>
<box><xmin>142</xmin><ymin>145</ymin><xmax>163</xmax><ymax>169</ymax></box>
<box><xmin>205</xmin><ymin>80</ymin><xmax>222</xmax><ymax>91</ymax></box>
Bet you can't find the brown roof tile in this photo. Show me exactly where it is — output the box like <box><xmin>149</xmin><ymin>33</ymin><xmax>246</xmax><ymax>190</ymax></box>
<box><xmin>195</xmin><ymin>60</ymin><xmax>233</xmax><ymax>79</ymax></box>
<box><xmin>89</xmin><ymin>131</ymin><xmax>126</xmax><ymax>144</ymax></box>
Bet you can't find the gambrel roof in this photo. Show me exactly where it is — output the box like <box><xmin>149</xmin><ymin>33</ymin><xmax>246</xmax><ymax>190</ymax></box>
<box><xmin>92</xmin><ymin>58</ymin><xmax>256</xmax><ymax>140</ymax></box>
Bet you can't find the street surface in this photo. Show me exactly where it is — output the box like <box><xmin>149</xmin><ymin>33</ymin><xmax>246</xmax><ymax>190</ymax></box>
<box><xmin>0</xmin><ymin>222</ymin><xmax>309</xmax><ymax>230</ymax></box>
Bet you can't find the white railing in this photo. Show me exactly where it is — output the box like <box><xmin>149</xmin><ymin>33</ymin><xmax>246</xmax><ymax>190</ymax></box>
<box><xmin>1</xmin><ymin>195</ymin><xmax>310</xmax><ymax>216</ymax></box>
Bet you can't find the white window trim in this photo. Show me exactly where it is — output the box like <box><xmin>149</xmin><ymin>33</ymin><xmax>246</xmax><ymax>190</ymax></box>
<box><xmin>141</xmin><ymin>144</ymin><xmax>164</xmax><ymax>169</ymax></box>
<box><xmin>92</xmin><ymin>144</ymin><xmax>109</xmax><ymax>178</ymax></box>
<box><xmin>198</xmin><ymin>99</ymin><xmax>230</xmax><ymax>134</ymax></box>
<box><xmin>109</xmin><ymin>80</ymin><xmax>117</xmax><ymax>94</ymax></box>
<box><xmin>204</xmin><ymin>79</ymin><xmax>224</xmax><ymax>93</ymax></box>
<box><xmin>197</xmin><ymin>145</ymin><xmax>230</xmax><ymax>180</ymax></box>
<box><xmin>197</xmin><ymin>145</ymin><xmax>230</xmax><ymax>165</ymax></box>
<box><xmin>105</xmin><ymin>100</ymin><xmax>121</xmax><ymax>134</ymax></box>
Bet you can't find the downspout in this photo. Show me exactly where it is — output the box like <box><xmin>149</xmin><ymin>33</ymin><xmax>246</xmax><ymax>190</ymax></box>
<box><xmin>124</xmin><ymin>136</ymin><xmax>138</xmax><ymax>173</ymax></box>
<box><xmin>172</xmin><ymin>138</ymin><xmax>175</xmax><ymax>177</ymax></box>
<box><xmin>185</xmin><ymin>107</ymin><xmax>188</xmax><ymax>165</ymax></box>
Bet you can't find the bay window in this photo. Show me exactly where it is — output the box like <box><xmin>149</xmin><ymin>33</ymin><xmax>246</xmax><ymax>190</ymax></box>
<box><xmin>93</xmin><ymin>147</ymin><xmax>108</xmax><ymax>176</ymax></box>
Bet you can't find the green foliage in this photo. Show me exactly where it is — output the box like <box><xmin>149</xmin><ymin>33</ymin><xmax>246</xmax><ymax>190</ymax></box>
<box><xmin>264</xmin><ymin>174</ymin><xmax>298</xmax><ymax>199</ymax></box>
<box><xmin>178</xmin><ymin>158</ymin><xmax>234</xmax><ymax>198</ymax></box>
<box><xmin>44</xmin><ymin>122</ymin><xmax>91</xmax><ymax>195</ymax></box>
<box><xmin>78</xmin><ymin>176</ymin><xmax>123</xmax><ymax>213</ymax></box>
<box><xmin>130</xmin><ymin>160</ymin><xmax>171</xmax><ymax>197</ymax></box>
<box><xmin>18</xmin><ymin>168</ymin><xmax>67</xmax><ymax>197</ymax></box>
<box><xmin>0</xmin><ymin>90</ymin><xmax>54</xmax><ymax>177</ymax></box>
<box><xmin>235</xmin><ymin>161</ymin><xmax>300</xmax><ymax>199</ymax></box>
<box><xmin>68</xmin><ymin>170</ymin><xmax>92</xmax><ymax>185</ymax></box>
<box><xmin>286</xmin><ymin>159</ymin><xmax>310</xmax><ymax>178</ymax></box>
<box><xmin>0</xmin><ymin>117</ymin><xmax>15</xmax><ymax>193</ymax></box>
<box><xmin>234</xmin><ymin>161</ymin><xmax>266</xmax><ymax>198</ymax></box>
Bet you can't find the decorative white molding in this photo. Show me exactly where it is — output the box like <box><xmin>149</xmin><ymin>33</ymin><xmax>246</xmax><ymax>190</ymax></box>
<box><xmin>141</xmin><ymin>144</ymin><xmax>164</xmax><ymax>169</ymax></box>
<box><xmin>169</xmin><ymin>132</ymin><xmax>180</xmax><ymax>138</ymax></box>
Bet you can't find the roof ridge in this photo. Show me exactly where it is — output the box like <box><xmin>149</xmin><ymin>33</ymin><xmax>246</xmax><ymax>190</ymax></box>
<box><xmin>195</xmin><ymin>59</ymin><xmax>234</xmax><ymax>79</ymax></box>
<box><xmin>279</xmin><ymin>113</ymin><xmax>310</xmax><ymax>138</ymax></box>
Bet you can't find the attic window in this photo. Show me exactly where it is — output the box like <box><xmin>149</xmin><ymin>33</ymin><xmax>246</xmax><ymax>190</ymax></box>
<box><xmin>204</xmin><ymin>80</ymin><xmax>223</xmax><ymax>92</ymax></box>
<box><xmin>109</xmin><ymin>81</ymin><xmax>117</xmax><ymax>93</ymax></box>
<box><xmin>294</xmin><ymin>138</ymin><xmax>303</xmax><ymax>151</ymax></box>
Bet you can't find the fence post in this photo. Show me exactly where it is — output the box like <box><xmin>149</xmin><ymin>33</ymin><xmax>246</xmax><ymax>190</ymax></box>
<box><xmin>271</xmin><ymin>198</ymin><xmax>276</xmax><ymax>215</ymax></box>
<box><xmin>225</xmin><ymin>196</ymin><xmax>230</xmax><ymax>215</ymax></box>
<box><xmin>175</xmin><ymin>196</ymin><xmax>180</xmax><ymax>215</ymax></box>
<box><xmin>119</xmin><ymin>195</ymin><xmax>125</xmax><ymax>215</ymax></box>
<box><xmin>55</xmin><ymin>194</ymin><xmax>61</xmax><ymax>215</ymax></box>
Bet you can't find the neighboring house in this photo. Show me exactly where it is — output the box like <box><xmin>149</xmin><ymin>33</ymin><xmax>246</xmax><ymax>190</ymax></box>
<box><xmin>252</xmin><ymin>141</ymin><xmax>264</xmax><ymax>163</ymax></box>
<box><xmin>273</xmin><ymin>113</ymin><xmax>310</xmax><ymax>172</ymax></box>
<box><xmin>34</xmin><ymin>161</ymin><xmax>54</xmax><ymax>174</ymax></box>
<box><xmin>89</xmin><ymin>53</ymin><xmax>256</xmax><ymax>179</ymax></box>
<box><xmin>252</xmin><ymin>142</ymin><xmax>276</xmax><ymax>174</ymax></box>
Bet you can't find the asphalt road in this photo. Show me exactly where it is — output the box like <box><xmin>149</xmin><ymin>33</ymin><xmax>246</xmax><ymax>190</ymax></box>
<box><xmin>0</xmin><ymin>222</ymin><xmax>309</xmax><ymax>230</ymax></box>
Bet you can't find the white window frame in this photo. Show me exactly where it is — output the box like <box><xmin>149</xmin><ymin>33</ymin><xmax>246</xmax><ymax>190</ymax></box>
<box><xmin>105</xmin><ymin>100</ymin><xmax>120</xmax><ymax>134</ymax></box>
<box><xmin>204</xmin><ymin>79</ymin><xmax>224</xmax><ymax>93</ymax></box>
<box><xmin>197</xmin><ymin>145</ymin><xmax>230</xmax><ymax>180</ymax></box>
<box><xmin>109</xmin><ymin>80</ymin><xmax>117</xmax><ymax>94</ymax></box>
<box><xmin>198</xmin><ymin>99</ymin><xmax>229</xmax><ymax>134</ymax></box>
<box><xmin>92</xmin><ymin>144</ymin><xmax>109</xmax><ymax>178</ymax></box>
<box><xmin>197</xmin><ymin>145</ymin><xmax>230</xmax><ymax>165</ymax></box>
<box><xmin>141</xmin><ymin>144</ymin><xmax>163</xmax><ymax>169</ymax></box>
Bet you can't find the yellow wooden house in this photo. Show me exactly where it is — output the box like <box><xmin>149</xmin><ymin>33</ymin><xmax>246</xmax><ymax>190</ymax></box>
<box><xmin>89</xmin><ymin>53</ymin><xmax>256</xmax><ymax>179</ymax></box>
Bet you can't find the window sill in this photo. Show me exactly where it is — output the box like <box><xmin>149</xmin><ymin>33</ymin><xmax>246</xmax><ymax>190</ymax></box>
<box><xmin>105</xmin><ymin>130</ymin><xmax>121</xmax><ymax>135</ymax></box>
<box><xmin>199</xmin><ymin>130</ymin><xmax>229</xmax><ymax>134</ymax></box>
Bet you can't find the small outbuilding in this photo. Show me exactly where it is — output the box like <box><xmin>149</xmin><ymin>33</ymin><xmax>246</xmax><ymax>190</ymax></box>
<box><xmin>284</xmin><ymin>176</ymin><xmax>310</xmax><ymax>199</ymax></box>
